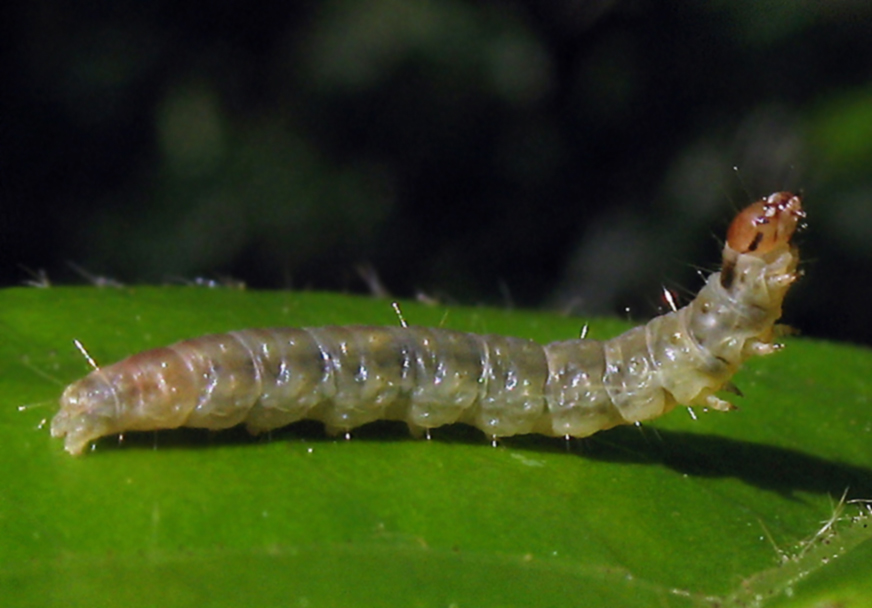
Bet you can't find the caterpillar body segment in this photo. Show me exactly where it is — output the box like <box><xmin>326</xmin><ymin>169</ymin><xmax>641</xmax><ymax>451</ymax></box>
<box><xmin>51</xmin><ymin>192</ymin><xmax>804</xmax><ymax>455</ymax></box>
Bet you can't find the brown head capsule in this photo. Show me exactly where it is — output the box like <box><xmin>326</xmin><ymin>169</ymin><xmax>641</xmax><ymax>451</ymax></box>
<box><xmin>721</xmin><ymin>192</ymin><xmax>803</xmax><ymax>289</ymax></box>
<box><xmin>726</xmin><ymin>192</ymin><xmax>804</xmax><ymax>255</ymax></box>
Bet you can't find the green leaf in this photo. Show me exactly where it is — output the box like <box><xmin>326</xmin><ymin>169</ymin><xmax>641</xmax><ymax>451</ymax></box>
<box><xmin>2</xmin><ymin>286</ymin><xmax>871</xmax><ymax>607</ymax></box>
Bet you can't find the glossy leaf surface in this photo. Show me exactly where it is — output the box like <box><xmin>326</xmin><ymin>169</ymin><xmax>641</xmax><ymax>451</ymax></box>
<box><xmin>2</xmin><ymin>287</ymin><xmax>870</xmax><ymax>607</ymax></box>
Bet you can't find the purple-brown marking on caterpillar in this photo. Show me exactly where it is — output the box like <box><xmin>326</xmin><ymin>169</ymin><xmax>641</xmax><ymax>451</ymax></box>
<box><xmin>51</xmin><ymin>192</ymin><xmax>804</xmax><ymax>455</ymax></box>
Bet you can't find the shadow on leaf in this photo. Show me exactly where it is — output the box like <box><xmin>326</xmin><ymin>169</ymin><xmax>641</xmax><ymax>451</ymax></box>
<box><xmin>88</xmin><ymin>419</ymin><xmax>872</xmax><ymax>501</ymax></box>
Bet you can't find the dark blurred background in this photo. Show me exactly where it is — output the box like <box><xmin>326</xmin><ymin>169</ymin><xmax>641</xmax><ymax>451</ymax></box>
<box><xmin>2</xmin><ymin>0</ymin><xmax>872</xmax><ymax>345</ymax></box>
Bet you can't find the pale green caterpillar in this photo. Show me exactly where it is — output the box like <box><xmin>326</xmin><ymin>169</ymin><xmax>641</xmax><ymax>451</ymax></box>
<box><xmin>52</xmin><ymin>193</ymin><xmax>804</xmax><ymax>456</ymax></box>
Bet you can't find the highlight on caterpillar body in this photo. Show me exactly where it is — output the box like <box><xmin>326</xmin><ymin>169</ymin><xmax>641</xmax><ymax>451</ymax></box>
<box><xmin>51</xmin><ymin>192</ymin><xmax>804</xmax><ymax>455</ymax></box>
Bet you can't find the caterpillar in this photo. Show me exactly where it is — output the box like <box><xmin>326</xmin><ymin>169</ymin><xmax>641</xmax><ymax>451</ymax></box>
<box><xmin>51</xmin><ymin>192</ymin><xmax>804</xmax><ymax>456</ymax></box>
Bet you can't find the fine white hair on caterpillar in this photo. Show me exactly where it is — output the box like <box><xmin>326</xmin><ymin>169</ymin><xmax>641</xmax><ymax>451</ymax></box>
<box><xmin>51</xmin><ymin>192</ymin><xmax>804</xmax><ymax>456</ymax></box>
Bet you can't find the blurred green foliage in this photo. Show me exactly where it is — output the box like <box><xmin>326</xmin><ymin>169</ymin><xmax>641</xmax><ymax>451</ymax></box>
<box><xmin>2</xmin><ymin>0</ymin><xmax>871</xmax><ymax>343</ymax></box>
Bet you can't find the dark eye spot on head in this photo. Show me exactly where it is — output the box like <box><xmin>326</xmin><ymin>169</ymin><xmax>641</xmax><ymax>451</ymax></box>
<box><xmin>747</xmin><ymin>232</ymin><xmax>763</xmax><ymax>252</ymax></box>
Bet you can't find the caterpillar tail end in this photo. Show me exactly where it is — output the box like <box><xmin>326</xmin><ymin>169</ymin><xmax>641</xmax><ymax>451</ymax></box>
<box><xmin>51</xmin><ymin>375</ymin><xmax>119</xmax><ymax>456</ymax></box>
<box><xmin>50</xmin><ymin>410</ymin><xmax>95</xmax><ymax>456</ymax></box>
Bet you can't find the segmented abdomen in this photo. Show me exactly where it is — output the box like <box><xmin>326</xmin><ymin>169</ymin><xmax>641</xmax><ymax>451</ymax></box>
<box><xmin>55</xmin><ymin>317</ymin><xmax>702</xmax><ymax>453</ymax></box>
<box><xmin>250</xmin><ymin>326</ymin><xmax>555</xmax><ymax>437</ymax></box>
<box><xmin>63</xmin><ymin>327</ymin><xmax>566</xmax><ymax>447</ymax></box>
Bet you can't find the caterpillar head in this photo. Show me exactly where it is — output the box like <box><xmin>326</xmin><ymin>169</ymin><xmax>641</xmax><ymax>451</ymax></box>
<box><xmin>720</xmin><ymin>191</ymin><xmax>803</xmax><ymax>296</ymax></box>
<box><xmin>726</xmin><ymin>192</ymin><xmax>804</xmax><ymax>256</ymax></box>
